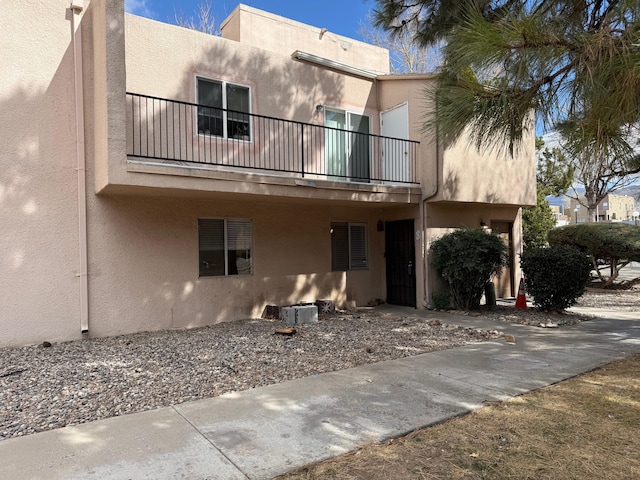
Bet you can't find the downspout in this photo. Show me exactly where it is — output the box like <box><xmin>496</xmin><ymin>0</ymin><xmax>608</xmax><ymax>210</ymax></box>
<box><xmin>71</xmin><ymin>1</ymin><xmax>89</xmax><ymax>334</ymax></box>
<box><xmin>421</xmin><ymin>113</ymin><xmax>440</xmax><ymax>308</ymax></box>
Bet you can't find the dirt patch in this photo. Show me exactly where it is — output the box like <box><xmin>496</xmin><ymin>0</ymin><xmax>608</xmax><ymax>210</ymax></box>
<box><xmin>277</xmin><ymin>353</ymin><xmax>640</xmax><ymax>480</ymax></box>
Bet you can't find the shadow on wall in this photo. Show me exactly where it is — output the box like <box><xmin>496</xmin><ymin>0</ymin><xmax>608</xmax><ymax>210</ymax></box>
<box><xmin>90</xmin><ymin>187</ymin><xmax>384</xmax><ymax>337</ymax></box>
<box><xmin>102</xmin><ymin>26</ymin><xmax>376</xmax><ymax>329</ymax></box>
<box><xmin>0</xmin><ymin>19</ymin><xmax>84</xmax><ymax>344</ymax></box>
<box><xmin>0</xmin><ymin>86</ymin><xmax>47</xmax><ymax>271</ymax></box>
<box><xmin>175</xmin><ymin>37</ymin><xmax>347</xmax><ymax>123</ymax></box>
<box><xmin>125</xmin><ymin>29</ymin><xmax>349</xmax><ymax>176</ymax></box>
<box><xmin>440</xmin><ymin>140</ymin><xmax>535</xmax><ymax>205</ymax></box>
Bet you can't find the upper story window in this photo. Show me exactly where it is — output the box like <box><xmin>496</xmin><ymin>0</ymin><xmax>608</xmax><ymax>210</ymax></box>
<box><xmin>197</xmin><ymin>78</ymin><xmax>251</xmax><ymax>140</ymax></box>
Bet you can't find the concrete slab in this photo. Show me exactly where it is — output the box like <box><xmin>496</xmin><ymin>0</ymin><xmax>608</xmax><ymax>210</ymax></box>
<box><xmin>0</xmin><ymin>407</ymin><xmax>246</xmax><ymax>480</ymax></box>
<box><xmin>175</xmin><ymin>354</ymin><xmax>506</xmax><ymax>480</ymax></box>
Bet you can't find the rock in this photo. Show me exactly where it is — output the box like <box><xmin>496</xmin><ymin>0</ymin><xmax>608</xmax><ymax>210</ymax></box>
<box><xmin>275</xmin><ymin>327</ymin><xmax>296</xmax><ymax>336</ymax></box>
<box><xmin>504</xmin><ymin>334</ymin><xmax>516</xmax><ymax>344</ymax></box>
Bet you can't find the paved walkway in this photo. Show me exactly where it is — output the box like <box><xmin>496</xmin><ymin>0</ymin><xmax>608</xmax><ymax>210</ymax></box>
<box><xmin>1</xmin><ymin>307</ymin><xmax>639</xmax><ymax>480</ymax></box>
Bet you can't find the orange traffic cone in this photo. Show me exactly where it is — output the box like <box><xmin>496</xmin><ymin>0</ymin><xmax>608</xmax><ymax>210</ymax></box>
<box><xmin>515</xmin><ymin>278</ymin><xmax>527</xmax><ymax>309</ymax></box>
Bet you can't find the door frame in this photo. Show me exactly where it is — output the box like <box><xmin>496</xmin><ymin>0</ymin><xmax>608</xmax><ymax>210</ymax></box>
<box><xmin>380</xmin><ymin>102</ymin><xmax>410</xmax><ymax>183</ymax></box>
<box><xmin>490</xmin><ymin>220</ymin><xmax>514</xmax><ymax>297</ymax></box>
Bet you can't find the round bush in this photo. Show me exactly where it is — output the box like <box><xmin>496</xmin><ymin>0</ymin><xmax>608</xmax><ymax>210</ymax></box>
<box><xmin>520</xmin><ymin>245</ymin><xmax>592</xmax><ymax>311</ymax></box>
<box><xmin>430</xmin><ymin>228</ymin><xmax>507</xmax><ymax>310</ymax></box>
<box><xmin>548</xmin><ymin>223</ymin><xmax>640</xmax><ymax>262</ymax></box>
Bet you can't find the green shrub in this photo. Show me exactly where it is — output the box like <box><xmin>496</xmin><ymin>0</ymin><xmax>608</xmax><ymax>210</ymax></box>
<box><xmin>430</xmin><ymin>229</ymin><xmax>507</xmax><ymax>311</ymax></box>
<box><xmin>548</xmin><ymin>223</ymin><xmax>640</xmax><ymax>288</ymax></box>
<box><xmin>548</xmin><ymin>223</ymin><xmax>640</xmax><ymax>261</ymax></box>
<box><xmin>520</xmin><ymin>245</ymin><xmax>592</xmax><ymax>311</ymax></box>
<box><xmin>431</xmin><ymin>290</ymin><xmax>451</xmax><ymax>310</ymax></box>
<box><xmin>522</xmin><ymin>191</ymin><xmax>557</xmax><ymax>250</ymax></box>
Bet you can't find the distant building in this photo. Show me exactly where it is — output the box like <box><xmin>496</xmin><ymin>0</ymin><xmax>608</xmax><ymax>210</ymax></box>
<box><xmin>549</xmin><ymin>204</ymin><xmax>570</xmax><ymax>226</ymax></box>
<box><xmin>561</xmin><ymin>194</ymin><xmax>637</xmax><ymax>224</ymax></box>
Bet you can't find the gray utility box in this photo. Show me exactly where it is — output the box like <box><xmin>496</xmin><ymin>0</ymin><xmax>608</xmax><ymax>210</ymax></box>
<box><xmin>281</xmin><ymin>305</ymin><xmax>318</xmax><ymax>326</ymax></box>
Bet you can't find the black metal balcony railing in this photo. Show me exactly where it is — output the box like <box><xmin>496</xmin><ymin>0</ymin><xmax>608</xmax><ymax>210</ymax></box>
<box><xmin>126</xmin><ymin>93</ymin><xmax>419</xmax><ymax>184</ymax></box>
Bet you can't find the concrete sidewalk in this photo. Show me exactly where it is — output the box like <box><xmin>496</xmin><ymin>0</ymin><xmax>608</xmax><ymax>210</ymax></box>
<box><xmin>1</xmin><ymin>308</ymin><xmax>639</xmax><ymax>480</ymax></box>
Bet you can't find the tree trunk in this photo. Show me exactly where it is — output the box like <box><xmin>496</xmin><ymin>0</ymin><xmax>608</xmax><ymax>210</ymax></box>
<box><xmin>584</xmin><ymin>188</ymin><xmax>599</xmax><ymax>222</ymax></box>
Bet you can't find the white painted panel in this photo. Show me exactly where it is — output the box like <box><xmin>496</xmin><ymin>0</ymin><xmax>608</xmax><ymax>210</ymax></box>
<box><xmin>380</xmin><ymin>103</ymin><xmax>409</xmax><ymax>182</ymax></box>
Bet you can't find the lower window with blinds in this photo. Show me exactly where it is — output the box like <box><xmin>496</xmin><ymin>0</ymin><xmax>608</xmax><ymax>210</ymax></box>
<box><xmin>198</xmin><ymin>218</ymin><xmax>252</xmax><ymax>277</ymax></box>
<box><xmin>331</xmin><ymin>222</ymin><xmax>368</xmax><ymax>271</ymax></box>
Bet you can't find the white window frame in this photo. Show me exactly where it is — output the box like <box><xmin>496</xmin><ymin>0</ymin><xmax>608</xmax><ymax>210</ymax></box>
<box><xmin>198</xmin><ymin>218</ymin><xmax>253</xmax><ymax>277</ymax></box>
<box><xmin>331</xmin><ymin>222</ymin><xmax>368</xmax><ymax>271</ymax></box>
<box><xmin>196</xmin><ymin>77</ymin><xmax>252</xmax><ymax>141</ymax></box>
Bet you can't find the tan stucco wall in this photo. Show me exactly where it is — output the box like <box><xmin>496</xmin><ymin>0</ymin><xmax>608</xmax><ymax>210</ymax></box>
<box><xmin>379</xmin><ymin>76</ymin><xmax>536</xmax><ymax>207</ymax></box>
<box><xmin>377</xmin><ymin>75</ymin><xmax>529</xmax><ymax>303</ymax></box>
<box><xmin>85</xmin><ymin>195</ymin><xmax>390</xmax><ymax>338</ymax></box>
<box><xmin>378</xmin><ymin>75</ymin><xmax>439</xmax><ymax>197</ymax></box>
<box><xmin>221</xmin><ymin>5</ymin><xmax>390</xmax><ymax>74</ymax></box>
<box><xmin>0</xmin><ymin>0</ymin><xmax>409</xmax><ymax>348</ymax></box>
<box><xmin>125</xmin><ymin>14</ymin><xmax>379</xmax><ymax>124</ymax></box>
<box><xmin>424</xmin><ymin>203</ymin><xmax>524</xmax><ymax>302</ymax></box>
<box><xmin>0</xmin><ymin>0</ymin><xmax>84</xmax><ymax>346</ymax></box>
<box><xmin>111</xmin><ymin>13</ymin><xmax>390</xmax><ymax>199</ymax></box>
<box><xmin>435</xmin><ymin>128</ymin><xmax>536</xmax><ymax>206</ymax></box>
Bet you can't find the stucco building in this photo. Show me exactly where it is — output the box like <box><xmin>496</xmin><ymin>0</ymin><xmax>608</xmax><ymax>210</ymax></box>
<box><xmin>565</xmin><ymin>194</ymin><xmax>637</xmax><ymax>223</ymax></box>
<box><xmin>0</xmin><ymin>0</ymin><xmax>535</xmax><ymax>347</ymax></box>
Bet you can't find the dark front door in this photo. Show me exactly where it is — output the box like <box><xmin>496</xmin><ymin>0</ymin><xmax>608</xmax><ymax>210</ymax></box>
<box><xmin>385</xmin><ymin>220</ymin><xmax>416</xmax><ymax>307</ymax></box>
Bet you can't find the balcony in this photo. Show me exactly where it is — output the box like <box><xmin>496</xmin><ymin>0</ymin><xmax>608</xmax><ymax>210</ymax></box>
<box><xmin>126</xmin><ymin>93</ymin><xmax>419</xmax><ymax>187</ymax></box>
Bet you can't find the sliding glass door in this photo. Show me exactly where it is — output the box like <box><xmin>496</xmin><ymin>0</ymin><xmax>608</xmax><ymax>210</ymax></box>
<box><xmin>325</xmin><ymin>108</ymin><xmax>370</xmax><ymax>182</ymax></box>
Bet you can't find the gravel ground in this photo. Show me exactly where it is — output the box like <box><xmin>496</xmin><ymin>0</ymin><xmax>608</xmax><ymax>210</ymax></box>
<box><xmin>473</xmin><ymin>305</ymin><xmax>593</xmax><ymax>327</ymax></box>
<box><xmin>575</xmin><ymin>288</ymin><xmax>640</xmax><ymax>311</ymax></box>
<box><xmin>1</xmin><ymin>289</ymin><xmax>637</xmax><ymax>442</ymax></box>
<box><xmin>0</xmin><ymin>312</ymin><xmax>499</xmax><ymax>441</ymax></box>
<box><xmin>474</xmin><ymin>287</ymin><xmax>639</xmax><ymax>327</ymax></box>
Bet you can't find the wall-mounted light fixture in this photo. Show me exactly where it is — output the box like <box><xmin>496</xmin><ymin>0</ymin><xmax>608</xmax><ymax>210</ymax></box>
<box><xmin>316</xmin><ymin>104</ymin><xmax>324</xmax><ymax>113</ymax></box>
<box><xmin>377</xmin><ymin>220</ymin><xmax>384</xmax><ymax>232</ymax></box>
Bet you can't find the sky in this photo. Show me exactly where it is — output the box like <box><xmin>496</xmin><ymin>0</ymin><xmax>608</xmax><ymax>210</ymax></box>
<box><xmin>124</xmin><ymin>0</ymin><xmax>376</xmax><ymax>41</ymax></box>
